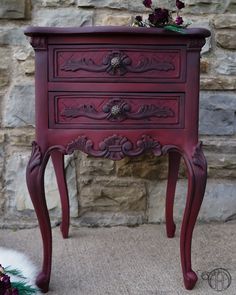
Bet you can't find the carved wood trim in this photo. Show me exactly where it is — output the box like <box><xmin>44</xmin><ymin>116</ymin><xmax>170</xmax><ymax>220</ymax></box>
<box><xmin>60</xmin><ymin>98</ymin><xmax>175</xmax><ymax>122</ymax></box>
<box><xmin>30</xmin><ymin>36</ymin><xmax>47</xmax><ymax>50</ymax></box>
<box><xmin>60</xmin><ymin>50</ymin><xmax>176</xmax><ymax>76</ymax></box>
<box><xmin>66</xmin><ymin>134</ymin><xmax>162</xmax><ymax>160</ymax></box>
<box><xmin>192</xmin><ymin>142</ymin><xmax>206</xmax><ymax>170</ymax></box>
<box><xmin>28</xmin><ymin>141</ymin><xmax>42</xmax><ymax>172</ymax></box>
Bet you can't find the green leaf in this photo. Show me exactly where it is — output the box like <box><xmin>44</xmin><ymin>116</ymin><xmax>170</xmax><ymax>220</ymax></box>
<box><xmin>164</xmin><ymin>25</ymin><xmax>187</xmax><ymax>34</ymax></box>
<box><xmin>11</xmin><ymin>281</ymin><xmax>38</xmax><ymax>295</ymax></box>
<box><xmin>5</xmin><ymin>267</ymin><xmax>27</xmax><ymax>279</ymax></box>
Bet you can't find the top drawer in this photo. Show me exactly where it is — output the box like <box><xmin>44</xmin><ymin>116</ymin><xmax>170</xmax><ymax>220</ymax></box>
<box><xmin>49</xmin><ymin>45</ymin><xmax>186</xmax><ymax>83</ymax></box>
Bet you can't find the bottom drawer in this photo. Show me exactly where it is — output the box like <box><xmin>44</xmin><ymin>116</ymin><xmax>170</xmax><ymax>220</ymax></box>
<box><xmin>49</xmin><ymin>92</ymin><xmax>185</xmax><ymax>129</ymax></box>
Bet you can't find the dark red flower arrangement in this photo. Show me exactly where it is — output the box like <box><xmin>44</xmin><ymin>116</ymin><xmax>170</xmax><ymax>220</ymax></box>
<box><xmin>134</xmin><ymin>0</ymin><xmax>188</xmax><ymax>33</ymax></box>
<box><xmin>0</xmin><ymin>265</ymin><xmax>37</xmax><ymax>295</ymax></box>
<box><xmin>0</xmin><ymin>266</ymin><xmax>18</xmax><ymax>295</ymax></box>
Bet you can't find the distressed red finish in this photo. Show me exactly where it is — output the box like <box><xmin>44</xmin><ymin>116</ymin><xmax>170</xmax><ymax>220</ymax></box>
<box><xmin>24</xmin><ymin>26</ymin><xmax>210</xmax><ymax>293</ymax></box>
<box><xmin>49</xmin><ymin>92</ymin><xmax>183</xmax><ymax>129</ymax></box>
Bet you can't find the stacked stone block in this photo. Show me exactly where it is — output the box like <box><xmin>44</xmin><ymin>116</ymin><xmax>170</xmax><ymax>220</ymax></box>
<box><xmin>0</xmin><ymin>0</ymin><xmax>236</xmax><ymax>228</ymax></box>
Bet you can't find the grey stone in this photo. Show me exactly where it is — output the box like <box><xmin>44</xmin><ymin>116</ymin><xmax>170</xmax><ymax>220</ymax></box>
<box><xmin>200</xmin><ymin>76</ymin><xmax>236</xmax><ymax>90</ymax></box>
<box><xmin>189</xmin><ymin>21</ymin><xmax>212</xmax><ymax>54</ymax></box>
<box><xmin>6</xmin><ymin>128</ymin><xmax>35</xmax><ymax>147</ymax></box>
<box><xmin>2</xmin><ymin>84</ymin><xmax>35</xmax><ymax>128</ymax></box>
<box><xmin>73</xmin><ymin>211</ymin><xmax>146</xmax><ymax>227</ymax></box>
<box><xmin>13</xmin><ymin>47</ymin><xmax>34</xmax><ymax>61</ymax></box>
<box><xmin>0</xmin><ymin>28</ymin><xmax>28</xmax><ymax>46</ymax></box>
<box><xmin>78</xmin><ymin>177</ymin><xmax>146</xmax><ymax>213</ymax></box>
<box><xmin>116</xmin><ymin>154</ymin><xmax>168</xmax><ymax>180</ymax></box>
<box><xmin>198</xmin><ymin>180</ymin><xmax>236</xmax><ymax>221</ymax></box>
<box><xmin>42</xmin><ymin>0</ymin><xmax>75</xmax><ymax>7</ymax></box>
<box><xmin>21</xmin><ymin>59</ymin><xmax>35</xmax><ymax>75</ymax></box>
<box><xmin>0</xmin><ymin>95</ymin><xmax>2</xmax><ymax>124</ymax></box>
<box><xmin>214</xmin><ymin>14</ymin><xmax>236</xmax><ymax>29</ymax></box>
<box><xmin>5</xmin><ymin>152</ymin><xmax>58</xmax><ymax>213</ymax></box>
<box><xmin>0</xmin><ymin>47</ymin><xmax>11</xmax><ymax>88</ymax></box>
<box><xmin>4</xmin><ymin>152</ymin><xmax>78</xmax><ymax>217</ymax></box>
<box><xmin>184</xmin><ymin>0</ymin><xmax>227</xmax><ymax>14</ymax></box>
<box><xmin>205</xmin><ymin>150</ymin><xmax>236</xmax><ymax>178</ymax></box>
<box><xmin>216</xmin><ymin>31</ymin><xmax>236</xmax><ymax>50</ymax></box>
<box><xmin>128</xmin><ymin>0</ymin><xmax>172</xmax><ymax>12</ymax></box>
<box><xmin>96</xmin><ymin>14</ymin><xmax>132</xmax><ymax>26</ymax></box>
<box><xmin>0</xmin><ymin>189</ymin><xmax>4</xmax><ymax>215</ymax></box>
<box><xmin>202</xmin><ymin>136</ymin><xmax>236</xmax><ymax>178</ymax></box>
<box><xmin>33</xmin><ymin>8</ymin><xmax>93</xmax><ymax>26</ymax></box>
<box><xmin>215</xmin><ymin>52</ymin><xmax>236</xmax><ymax>75</ymax></box>
<box><xmin>199</xmin><ymin>91</ymin><xmax>236</xmax><ymax>135</ymax></box>
<box><xmin>77</xmin><ymin>0</ymin><xmax>128</xmax><ymax>10</ymax></box>
<box><xmin>0</xmin><ymin>0</ymin><xmax>26</xmax><ymax>19</ymax></box>
<box><xmin>200</xmin><ymin>58</ymin><xmax>210</xmax><ymax>73</ymax></box>
<box><xmin>202</xmin><ymin>136</ymin><xmax>236</xmax><ymax>154</ymax></box>
<box><xmin>148</xmin><ymin>179</ymin><xmax>236</xmax><ymax>222</ymax></box>
<box><xmin>65</xmin><ymin>155</ymin><xmax>79</xmax><ymax>218</ymax></box>
<box><xmin>0</xmin><ymin>132</ymin><xmax>5</xmax><ymax>179</ymax></box>
<box><xmin>128</xmin><ymin>1</ymin><xmax>149</xmax><ymax>12</ymax></box>
<box><xmin>226</xmin><ymin>0</ymin><xmax>236</xmax><ymax>13</ymax></box>
<box><xmin>0</xmin><ymin>68</ymin><xmax>9</xmax><ymax>88</ymax></box>
<box><xmin>79</xmin><ymin>153</ymin><xmax>115</xmax><ymax>176</ymax></box>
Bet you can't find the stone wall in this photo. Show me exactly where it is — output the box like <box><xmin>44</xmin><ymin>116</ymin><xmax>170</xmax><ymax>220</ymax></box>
<box><xmin>0</xmin><ymin>0</ymin><xmax>236</xmax><ymax>228</ymax></box>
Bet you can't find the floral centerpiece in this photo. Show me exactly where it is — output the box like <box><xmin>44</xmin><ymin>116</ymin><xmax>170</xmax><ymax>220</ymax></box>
<box><xmin>0</xmin><ymin>265</ymin><xmax>37</xmax><ymax>295</ymax></box>
<box><xmin>133</xmin><ymin>0</ymin><xmax>189</xmax><ymax>33</ymax></box>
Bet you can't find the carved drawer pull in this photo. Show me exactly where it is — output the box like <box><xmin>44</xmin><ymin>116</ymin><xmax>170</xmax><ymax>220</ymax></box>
<box><xmin>110</xmin><ymin>105</ymin><xmax>121</xmax><ymax>117</ymax></box>
<box><xmin>110</xmin><ymin>57</ymin><xmax>121</xmax><ymax>69</ymax></box>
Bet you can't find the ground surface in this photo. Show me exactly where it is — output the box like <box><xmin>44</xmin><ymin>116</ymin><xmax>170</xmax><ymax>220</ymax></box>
<box><xmin>1</xmin><ymin>222</ymin><xmax>236</xmax><ymax>295</ymax></box>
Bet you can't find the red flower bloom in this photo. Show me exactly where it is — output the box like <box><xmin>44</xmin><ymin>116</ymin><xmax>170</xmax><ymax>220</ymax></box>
<box><xmin>135</xmin><ymin>15</ymin><xmax>143</xmax><ymax>22</ymax></box>
<box><xmin>175</xmin><ymin>16</ymin><xmax>183</xmax><ymax>25</ymax></box>
<box><xmin>176</xmin><ymin>0</ymin><xmax>185</xmax><ymax>9</ymax></box>
<box><xmin>143</xmin><ymin>0</ymin><xmax>152</xmax><ymax>8</ymax></box>
<box><xmin>149</xmin><ymin>8</ymin><xmax>169</xmax><ymax>26</ymax></box>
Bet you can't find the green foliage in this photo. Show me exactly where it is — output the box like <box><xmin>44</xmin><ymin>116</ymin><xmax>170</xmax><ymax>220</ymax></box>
<box><xmin>11</xmin><ymin>281</ymin><xmax>38</xmax><ymax>295</ymax></box>
<box><xmin>164</xmin><ymin>25</ymin><xmax>187</xmax><ymax>34</ymax></box>
<box><xmin>4</xmin><ymin>267</ymin><xmax>39</xmax><ymax>295</ymax></box>
<box><xmin>5</xmin><ymin>266</ymin><xmax>27</xmax><ymax>279</ymax></box>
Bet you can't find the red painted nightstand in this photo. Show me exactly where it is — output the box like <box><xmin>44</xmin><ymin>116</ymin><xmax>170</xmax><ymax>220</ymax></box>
<box><xmin>24</xmin><ymin>26</ymin><xmax>210</xmax><ymax>292</ymax></box>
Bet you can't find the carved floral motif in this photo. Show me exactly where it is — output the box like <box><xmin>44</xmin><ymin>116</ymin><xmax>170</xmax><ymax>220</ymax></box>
<box><xmin>30</xmin><ymin>36</ymin><xmax>47</xmax><ymax>50</ymax></box>
<box><xmin>60</xmin><ymin>98</ymin><xmax>175</xmax><ymax>122</ymax></box>
<box><xmin>192</xmin><ymin>142</ymin><xmax>206</xmax><ymax>170</ymax></box>
<box><xmin>60</xmin><ymin>50</ymin><xmax>175</xmax><ymax>76</ymax></box>
<box><xmin>28</xmin><ymin>141</ymin><xmax>42</xmax><ymax>172</ymax></box>
<box><xmin>66</xmin><ymin>134</ymin><xmax>162</xmax><ymax>160</ymax></box>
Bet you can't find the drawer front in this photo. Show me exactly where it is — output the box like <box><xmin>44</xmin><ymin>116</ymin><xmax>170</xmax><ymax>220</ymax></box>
<box><xmin>49</xmin><ymin>45</ymin><xmax>186</xmax><ymax>83</ymax></box>
<box><xmin>49</xmin><ymin>92</ymin><xmax>185</xmax><ymax>129</ymax></box>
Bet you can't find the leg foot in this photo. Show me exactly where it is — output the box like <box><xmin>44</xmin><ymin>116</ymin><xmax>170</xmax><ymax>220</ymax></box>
<box><xmin>166</xmin><ymin>151</ymin><xmax>181</xmax><ymax>238</ymax></box>
<box><xmin>36</xmin><ymin>272</ymin><xmax>50</xmax><ymax>293</ymax></box>
<box><xmin>184</xmin><ymin>270</ymin><xmax>198</xmax><ymax>290</ymax></box>
<box><xmin>167</xmin><ymin>223</ymin><xmax>176</xmax><ymax>238</ymax></box>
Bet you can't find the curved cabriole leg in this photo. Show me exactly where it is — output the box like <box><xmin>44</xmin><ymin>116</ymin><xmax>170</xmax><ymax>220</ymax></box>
<box><xmin>165</xmin><ymin>151</ymin><xmax>181</xmax><ymax>238</ymax></box>
<box><xmin>51</xmin><ymin>151</ymin><xmax>70</xmax><ymax>239</ymax></box>
<box><xmin>180</xmin><ymin>143</ymin><xmax>207</xmax><ymax>290</ymax></box>
<box><xmin>26</xmin><ymin>142</ymin><xmax>52</xmax><ymax>293</ymax></box>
